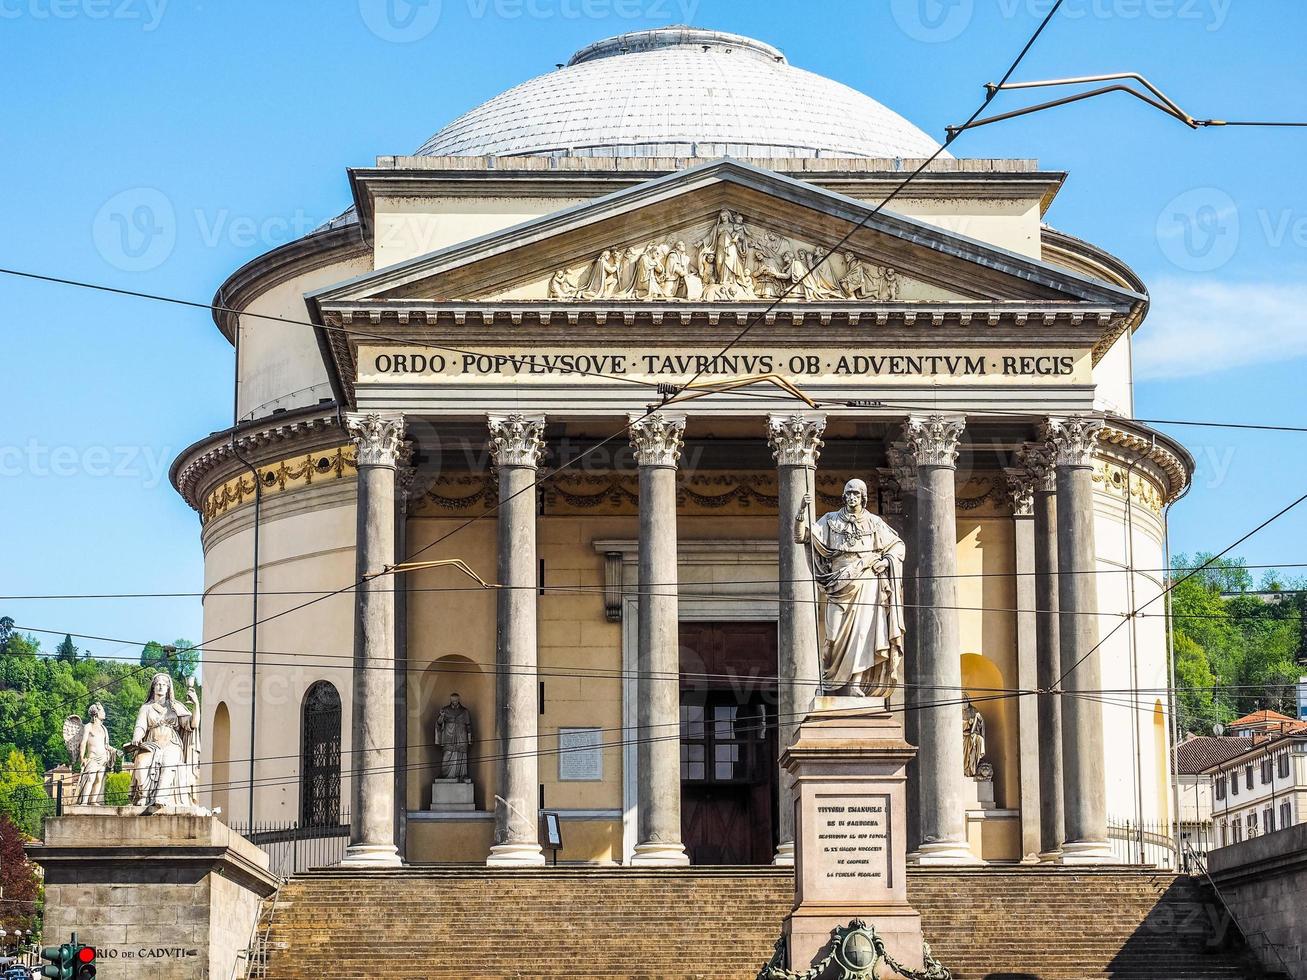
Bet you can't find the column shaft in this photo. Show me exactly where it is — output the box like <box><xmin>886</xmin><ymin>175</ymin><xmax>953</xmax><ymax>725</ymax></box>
<box><xmin>768</xmin><ymin>412</ymin><xmax>826</xmax><ymax>866</ymax></box>
<box><xmin>631</xmin><ymin>412</ymin><xmax>689</xmax><ymax>866</ymax></box>
<box><xmin>1033</xmin><ymin>479</ymin><xmax>1065</xmax><ymax>860</ymax></box>
<box><xmin>904</xmin><ymin>415</ymin><xmax>979</xmax><ymax>865</ymax></box>
<box><xmin>1047</xmin><ymin>416</ymin><xmax>1113</xmax><ymax>864</ymax></box>
<box><xmin>487</xmin><ymin>414</ymin><xmax>545</xmax><ymax>866</ymax></box>
<box><xmin>341</xmin><ymin>413</ymin><xmax>405</xmax><ymax>868</ymax></box>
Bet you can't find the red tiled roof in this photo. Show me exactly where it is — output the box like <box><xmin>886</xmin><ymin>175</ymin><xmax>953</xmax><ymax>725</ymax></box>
<box><xmin>1172</xmin><ymin>736</ymin><xmax>1253</xmax><ymax>774</ymax></box>
<box><xmin>1229</xmin><ymin>709</ymin><xmax>1307</xmax><ymax>734</ymax></box>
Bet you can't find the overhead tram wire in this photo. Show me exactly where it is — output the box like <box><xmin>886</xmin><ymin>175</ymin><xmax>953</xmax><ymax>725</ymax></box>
<box><xmin>10</xmin><ymin>557</ymin><xmax>1307</xmax><ymax>600</ymax></box>
<box><xmin>670</xmin><ymin>0</ymin><xmax>1068</xmax><ymax>397</ymax></box>
<box><xmin>1054</xmin><ymin>485</ymin><xmax>1307</xmax><ymax>691</ymax></box>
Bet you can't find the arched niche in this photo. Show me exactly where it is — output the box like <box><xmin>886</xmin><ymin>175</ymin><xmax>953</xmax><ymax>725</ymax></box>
<box><xmin>960</xmin><ymin>653</ymin><xmax>1015</xmax><ymax>809</ymax></box>
<box><xmin>1154</xmin><ymin>700</ymin><xmax>1169</xmax><ymax>823</ymax></box>
<box><xmin>415</xmin><ymin>655</ymin><xmax>492</xmax><ymax>810</ymax></box>
<box><xmin>211</xmin><ymin>701</ymin><xmax>231</xmax><ymax>816</ymax></box>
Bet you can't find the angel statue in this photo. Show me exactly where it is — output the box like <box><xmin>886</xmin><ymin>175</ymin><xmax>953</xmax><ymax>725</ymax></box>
<box><xmin>796</xmin><ymin>479</ymin><xmax>906</xmax><ymax>699</ymax></box>
<box><xmin>123</xmin><ymin>672</ymin><xmax>201</xmax><ymax>811</ymax></box>
<box><xmin>62</xmin><ymin>703</ymin><xmax>120</xmax><ymax>805</ymax></box>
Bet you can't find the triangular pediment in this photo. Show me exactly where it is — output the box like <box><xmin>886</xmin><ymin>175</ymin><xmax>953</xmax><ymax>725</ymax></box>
<box><xmin>309</xmin><ymin>159</ymin><xmax>1144</xmax><ymax>312</ymax></box>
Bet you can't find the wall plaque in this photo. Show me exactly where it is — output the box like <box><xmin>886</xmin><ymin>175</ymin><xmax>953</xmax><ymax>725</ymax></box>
<box><xmin>557</xmin><ymin>727</ymin><xmax>603</xmax><ymax>781</ymax></box>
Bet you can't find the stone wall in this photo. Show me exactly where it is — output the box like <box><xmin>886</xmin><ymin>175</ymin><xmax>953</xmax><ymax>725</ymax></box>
<box><xmin>1209</xmin><ymin>821</ymin><xmax>1307</xmax><ymax>978</ymax></box>
<box><xmin>28</xmin><ymin>810</ymin><xmax>279</xmax><ymax>980</ymax></box>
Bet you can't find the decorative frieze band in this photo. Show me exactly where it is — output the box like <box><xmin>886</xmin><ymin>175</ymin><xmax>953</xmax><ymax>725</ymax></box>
<box><xmin>628</xmin><ymin>412</ymin><xmax>687</xmax><ymax>468</ymax></box>
<box><xmin>901</xmin><ymin>414</ymin><xmax>966</xmax><ymax>469</ymax></box>
<box><xmin>487</xmin><ymin>413</ymin><xmax>547</xmax><ymax>469</ymax></box>
<box><xmin>766</xmin><ymin>412</ymin><xmax>827</xmax><ymax>468</ymax></box>
<box><xmin>345</xmin><ymin>412</ymin><xmax>407</xmax><ymax>467</ymax></box>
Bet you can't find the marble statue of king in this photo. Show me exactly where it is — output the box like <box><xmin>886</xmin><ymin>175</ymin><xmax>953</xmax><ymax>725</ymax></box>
<box><xmin>797</xmin><ymin>479</ymin><xmax>906</xmax><ymax>698</ymax></box>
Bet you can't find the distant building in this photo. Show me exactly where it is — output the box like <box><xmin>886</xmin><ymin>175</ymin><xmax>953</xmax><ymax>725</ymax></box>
<box><xmin>1173</xmin><ymin>736</ymin><xmax>1250</xmax><ymax>860</ymax></box>
<box><xmin>42</xmin><ymin>764</ymin><xmax>74</xmax><ymax>809</ymax></box>
<box><xmin>1205</xmin><ymin>713</ymin><xmax>1307</xmax><ymax>847</ymax></box>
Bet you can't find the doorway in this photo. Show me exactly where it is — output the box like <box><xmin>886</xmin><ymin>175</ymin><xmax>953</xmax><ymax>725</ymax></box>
<box><xmin>679</xmin><ymin>621</ymin><xmax>778</xmax><ymax>865</ymax></box>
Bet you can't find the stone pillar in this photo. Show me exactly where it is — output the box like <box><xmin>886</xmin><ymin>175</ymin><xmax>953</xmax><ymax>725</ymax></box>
<box><xmin>341</xmin><ymin>412</ymin><xmax>405</xmax><ymax>868</ymax></box>
<box><xmin>1019</xmin><ymin>441</ymin><xmax>1065</xmax><ymax>862</ymax></box>
<box><xmin>902</xmin><ymin>414</ymin><xmax>979</xmax><ymax>865</ymax></box>
<box><xmin>394</xmin><ymin>447</ymin><xmax>416</xmax><ymax>859</ymax></box>
<box><xmin>767</xmin><ymin>411</ymin><xmax>827</xmax><ymax>867</ymax></box>
<box><xmin>885</xmin><ymin>443</ymin><xmax>920</xmax><ymax>854</ymax></box>
<box><xmin>486</xmin><ymin>413</ymin><xmax>546</xmax><ymax>867</ymax></box>
<box><xmin>1042</xmin><ymin>415</ymin><xmax>1113</xmax><ymax>864</ymax></box>
<box><xmin>1004</xmin><ymin>466</ymin><xmax>1042</xmax><ymax>863</ymax></box>
<box><xmin>629</xmin><ymin>411</ymin><xmax>690</xmax><ymax>866</ymax></box>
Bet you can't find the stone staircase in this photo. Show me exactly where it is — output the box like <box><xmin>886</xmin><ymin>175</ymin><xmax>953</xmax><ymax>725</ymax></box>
<box><xmin>257</xmin><ymin>866</ymin><xmax>1269</xmax><ymax>979</ymax></box>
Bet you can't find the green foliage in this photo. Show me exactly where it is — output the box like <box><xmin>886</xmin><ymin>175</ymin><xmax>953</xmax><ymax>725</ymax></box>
<box><xmin>139</xmin><ymin>638</ymin><xmax>198</xmax><ymax>679</ymax></box>
<box><xmin>1170</xmin><ymin>554</ymin><xmax>1304</xmax><ymax>734</ymax></box>
<box><xmin>54</xmin><ymin>634</ymin><xmax>78</xmax><ymax>664</ymax></box>
<box><xmin>0</xmin><ymin>749</ymin><xmax>51</xmax><ymax>838</ymax></box>
<box><xmin>104</xmin><ymin>771</ymin><xmax>132</xmax><ymax>807</ymax></box>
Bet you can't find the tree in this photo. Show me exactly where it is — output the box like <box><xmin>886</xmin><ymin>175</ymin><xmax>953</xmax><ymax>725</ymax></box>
<box><xmin>54</xmin><ymin>633</ymin><xmax>78</xmax><ymax>663</ymax></box>
<box><xmin>0</xmin><ymin>814</ymin><xmax>41</xmax><ymax>934</ymax></box>
<box><xmin>0</xmin><ymin>615</ymin><xmax>13</xmax><ymax>653</ymax></box>
<box><xmin>0</xmin><ymin>749</ymin><xmax>50</xmax><ymax>838</ymax></box>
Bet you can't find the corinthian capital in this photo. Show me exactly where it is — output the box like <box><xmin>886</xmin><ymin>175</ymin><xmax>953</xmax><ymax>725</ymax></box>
<box><xmin>1015</xmin><ymin>441</ymin><xmax>1057</xmax><ymax>493</ymax></box>
<box><xmin>487</xmin><ymin>413</ymin><xmax>546</xmax><ymax>469</ymax></box>
<box><xmin>1040</xmin><ymin>415</ymin><xmax>1104</xmax><ymax>468</ymax></box>
<box><xmin>767</xmin><ymin>412</ymin><xmax>826</xmax><ymax>468</ymax></box>
<box><xmin>344</xmin><ymin>412</ymin><xmax>406</xmax><ymax>467</ymax></box>
<box><xmin>1003</xmin><ymin>468</ymin><xmax>1036</xmax><ymax>517</ymax></box>
<box><xmin>628</xmin><ymin>412</ymin><xmax>687</xmax><ymax>468</ymax></box>
<box><xmin>901</xmin><ymin>414</ymin><xmax>966</xmax><ymax>469</ymax></box>
<box><xmin>885</xmin><ymin>440</ymin><xmax>919</xmax><ymax>493</ymax></box>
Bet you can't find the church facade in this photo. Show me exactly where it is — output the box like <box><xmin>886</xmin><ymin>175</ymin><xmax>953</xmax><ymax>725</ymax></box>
<box><xmin>170</xmin><ymin>27</ymin><xmax>1191</xmax><ymax>867</ymax></box>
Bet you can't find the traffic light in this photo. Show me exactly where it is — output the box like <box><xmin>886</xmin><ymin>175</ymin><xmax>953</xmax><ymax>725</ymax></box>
<box><xmin>74</xmin><ymin>944</ymin><xmax>96</xmax><ymax>980</ymax></box>
<box><xmin>39</xmin><ymin>943</ymin><xmax>74</xmax><ymax>980</ymax></box>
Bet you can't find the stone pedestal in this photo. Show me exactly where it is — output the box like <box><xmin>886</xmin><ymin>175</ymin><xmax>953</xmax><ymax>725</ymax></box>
<box><xmin>782</xmin><ymin>699</ymin><xmax>926</xmax><ymax>977</ymax></box>
<box><xmin>27</xmin><ymin>810</ymin><xmax>278</xmax><ymax>980</ymax></box>
<box><xmin>429</xmin><ymin>779</ymin><xmax>475</xmax><ymax>812</ymax></box>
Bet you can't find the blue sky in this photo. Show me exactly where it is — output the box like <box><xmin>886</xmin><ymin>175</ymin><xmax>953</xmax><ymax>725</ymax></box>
<box><xmin>2</xmin><ymin>0</ymin><xmax>1304</xmax><ymax>653</ymax></box>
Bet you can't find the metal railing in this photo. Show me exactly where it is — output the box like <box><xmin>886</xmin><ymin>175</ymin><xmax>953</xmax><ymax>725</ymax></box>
<box><xmin>231</xmin><ymin>813</ymin><xmax>350</xmax><ymax>878</ymax></box>
<box><xmin>1183</xmin><ymin>840</ymin><xmax>1294</xmax><ymax>979</ymax></box>
<box><xmin>1107</xmin><ymin>816</ymin><xmax>1181</xmax><ymax>869</ymax></box>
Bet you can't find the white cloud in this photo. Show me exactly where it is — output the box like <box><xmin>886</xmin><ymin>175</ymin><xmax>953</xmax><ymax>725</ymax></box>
<box><xmin>1132</xmin><ymin>279</ymin><xmax>1307</xmax><ymax>381</ymax></box>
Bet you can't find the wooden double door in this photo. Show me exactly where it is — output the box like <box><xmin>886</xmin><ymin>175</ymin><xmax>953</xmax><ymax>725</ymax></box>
<box><xmin>678</xmin><ymin>622</ymin><xmax>779</xmax><ymax>865</ymax></box>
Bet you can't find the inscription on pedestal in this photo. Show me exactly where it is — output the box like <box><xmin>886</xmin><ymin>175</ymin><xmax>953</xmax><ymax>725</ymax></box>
<box><xmin>816</xmin><ymin>793</ymin><xmax>892</xmax><ymax>887</ymax></box>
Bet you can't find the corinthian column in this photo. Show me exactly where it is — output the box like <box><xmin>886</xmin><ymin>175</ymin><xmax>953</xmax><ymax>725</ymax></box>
<box><xmin>903</xmin><ymin>414</ymin><xmax>980</xmax><ymax>865</ymax></box>
<box><xmin>486</xmin><ymin>413</ymin><xmax>546</xmax><ymax>867</ymax></box>
<box><xmin>341</xmin><ymin>412</ymin><xmax>405</xmax><ymax>868</ymax></box>
<box><xmin>629</xmin><ymin>411</ymin><xmax>690</xmax><ymax>866</ymax></box>
<box><xmin>1041</xmin><ymin>415</ymin><xmax>1113</xmax><ymax>864</ymax></box>
<box><xmin>1004</xmin><ymin>465</ymin><xmax>1042</xmax><ymax>863</ymax></box>
<box><xmin>767</xmin><ymin>411</ymin><xmax>826</xmax><ymax>867</ymax></box>
<box><xmin>1017</xmin><ymin>441</ymin><xmax>1065</xmax><ymax>862</ymax></box>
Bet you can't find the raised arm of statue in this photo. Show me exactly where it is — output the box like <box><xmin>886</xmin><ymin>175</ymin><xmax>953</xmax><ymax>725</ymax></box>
<box><xmin>794</xmin><ymin>493</ymin><xmax>812</xmax><ymax>544</ymax></box>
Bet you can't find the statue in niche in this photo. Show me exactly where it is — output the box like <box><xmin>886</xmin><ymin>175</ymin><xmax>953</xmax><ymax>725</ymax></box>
<box><xmin>62</xmin><ymin>703</ymin><xmax>120</xmax><ymax>805</ymax></box>
<box><xmin>796</xmin><ymin>479</ymin><xmax>906</xmax><ymax>698</ymax></box>
<box><xmin>124</xmin><ymin>672</ymin><xmax>200</xmax><ymax>811</ymax></box>
<box><xmin>963</xmin><ymin>699</ymin><xmax>987</xmax><ymax>778</ymax></box>
<box><xmin>435</xmin><ymin>693</ymin><xmax>473</xmax><ymax>781</ymax></box>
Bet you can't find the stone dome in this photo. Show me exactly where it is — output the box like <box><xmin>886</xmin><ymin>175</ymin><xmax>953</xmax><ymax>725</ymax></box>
<box><xmin>415</xmin><ymin>27</ymin><xmax>946</xmax><ymax>160</ymax></box>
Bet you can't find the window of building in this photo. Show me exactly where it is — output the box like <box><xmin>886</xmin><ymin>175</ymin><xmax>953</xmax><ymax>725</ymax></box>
<box><xmin>1282</xmin><ymin>801</ymin><xmax>1293</xmax><ymax>829</ymax></box>
<box><xmin>300</xmin><ymin>680</ymin><xmax>342</xmax><ymax>827</ymax></box>
<box><xmin>1220</xmin><ymin>821</ymin><xmax>1228</xmax><ymax>846</ymax></box>
<box><xmin>1215</xmin><ymin>775</ymin><xmax>1226</xmax><ymax>800</ymax></box>
<box><xmin>1231</xmin><ymin>772</ymin><xmax>1240</xmax><ymax>796</ymax></box>
<box><xmin>1265</xmin><ymin>806</ymin><xmax>1275</xmax><ymax>833</ymax></box>
<box><xmin>1279</xmin><ymin>751</ymin><xmax>1291</xmax><ymax>779</ymax></box>
<box><xmin>679</xmin><ymin>697</ymin><xmax>768</xmax><ymax>784</ymax></box>
<box><xmin>1233</xmin><ymin>820</ymin><xmax>1243</xmax><ymax>843</ymax></box>
<box><xmin>1247</xmin><ymin>811</ymin><xmax>1258</xmax><ymax>837</ymax></box>
<box><xmin>1261</xmin><ymin>758</ymin><xmax>1273</xmax><ymax>783</ymax></box>
<box><xmin>1246</xmin><ymin>765</ymin><xmax>1254</xmax><ymax>790</ymax></box>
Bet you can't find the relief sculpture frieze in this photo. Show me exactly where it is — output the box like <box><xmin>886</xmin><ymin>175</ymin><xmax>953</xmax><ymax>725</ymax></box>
<box><xmin>544</xmin><ymin>210</ymin><xmax>910</xmax><ymax>303</ymax></box>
